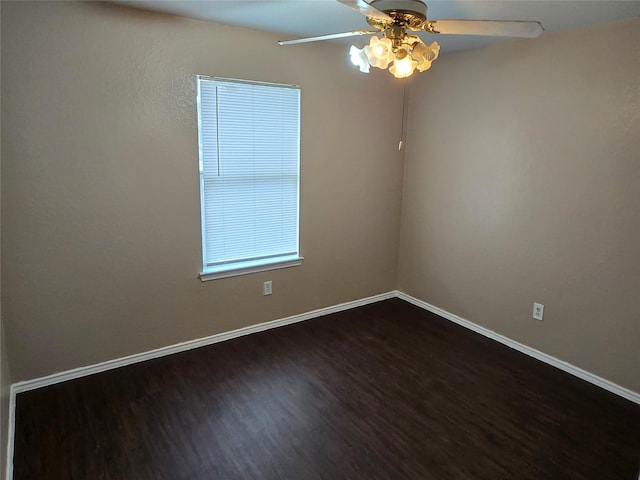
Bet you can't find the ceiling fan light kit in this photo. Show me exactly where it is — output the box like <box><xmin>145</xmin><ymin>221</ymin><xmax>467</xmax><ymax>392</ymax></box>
<box><xmin>351</xmin><ymin>34</ymin><xmax>439</xmax><ymax>78</ymax></box>
<box><xmin>278</xmin><ymin>0</ymin><xmax>543</xmax><ymax>80</ymax></box>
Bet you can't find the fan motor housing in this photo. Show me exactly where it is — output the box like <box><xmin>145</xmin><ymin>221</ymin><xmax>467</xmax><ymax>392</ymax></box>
<box><xmin>367</xmin><ymin>0</ymin><xmax>428</xmax><ymax>28</ymax></box>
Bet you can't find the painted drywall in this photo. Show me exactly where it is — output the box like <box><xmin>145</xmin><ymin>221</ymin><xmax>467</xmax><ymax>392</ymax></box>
<box><xmin>0</xmin><ymin>325</ymin><xmax>9</xmax><ymax>478</ymax></box>
<box><xmin>0</xmin><ymin>133</ymin><xmax>9</xmax><ymax>480</ymax></box>
<box><xmin>0</xmin><ymin>7</ymin><xmax>11</xmax><ymax>467</ymax></box>
<box><xmin>1</xmin><ymin>2</ymin><xmax>405</xmax><ymax>381</ymax></box>
<box><xmin>398</xmin><ymin>18</ymin><xmax>640</xmax><ymax>392</ymax></box>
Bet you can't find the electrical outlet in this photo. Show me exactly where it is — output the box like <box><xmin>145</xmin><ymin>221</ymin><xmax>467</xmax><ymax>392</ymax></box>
<box><xmin>533</xmin><ymin>302</ymin><xmax>544</xmax><ymax>321</ymax></box>
<box><xmin>263</xmin><ymin>281</ymin><xmax>272</xmax><ymax>296</ymax></box>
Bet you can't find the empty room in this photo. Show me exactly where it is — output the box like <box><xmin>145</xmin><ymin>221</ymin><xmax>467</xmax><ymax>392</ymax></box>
<box><xmin>1</xmin><ymin>1</ymin><xmax>639</xmax><ymax>478</ymax></box>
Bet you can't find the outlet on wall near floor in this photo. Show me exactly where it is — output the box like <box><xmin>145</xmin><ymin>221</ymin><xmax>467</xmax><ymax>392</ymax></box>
<box><xmin>263</xmin><ymin>280</ymin><xmax>272</xmax><ymax>296</ymax></box>
<box><xmin>533</xmin><ymin>302</ymin><xmax>544</xmax><ymax>321</ymax></box>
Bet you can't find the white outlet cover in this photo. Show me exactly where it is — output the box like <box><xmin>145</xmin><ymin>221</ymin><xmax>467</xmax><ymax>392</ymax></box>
<box><xmin>533</xmin><ymin>302</ymin><xmax>544</xmax><ymax>321</ymax></box>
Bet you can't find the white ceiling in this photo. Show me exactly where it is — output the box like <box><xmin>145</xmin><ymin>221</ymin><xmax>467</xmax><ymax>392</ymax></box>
<box><xmin>118</xmin><ymin>0</ymin><xmax>639</xmax><ymax>53</ymax></box>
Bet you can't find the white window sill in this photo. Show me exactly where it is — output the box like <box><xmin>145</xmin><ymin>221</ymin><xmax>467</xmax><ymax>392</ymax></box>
<box><xmin>199</xmin><ymin>256</ymin><xmax>304</xmax><ymax>281</ymax></box>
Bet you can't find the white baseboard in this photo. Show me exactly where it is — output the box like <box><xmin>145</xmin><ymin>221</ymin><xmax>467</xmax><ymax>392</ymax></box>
<box><xmin>4</xmin><ymin>387</ymin><xmax>15</xmax><ymax>480</ymax></box>
<box><xmin>395</xmin><ymin>291</ymin><xmax>640</xmax><ymax>405</ymax></box>
<box><xmin>11</xmin><ymin>291</ymin><xmax>396</xmax><ymax>396</ymax></box>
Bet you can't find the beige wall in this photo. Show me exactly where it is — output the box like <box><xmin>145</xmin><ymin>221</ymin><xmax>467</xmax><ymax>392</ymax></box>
<box><xmin>1</xmin><ymin>1</ymin><xmax>405</xmax><ymax>381</ymax></box>
<box><xmin>0</xmin><ymin>5</ymin><xmax>11</xmax><ymax>468</ymax></box>
<box><xmin>399</xmin><ymin>18</ymin><xmax>640</xmax><ymax>392</ymax></box>
<box><xmin>0</xmin><ymin>325</ymin><xmax>9</xmax><ymax>478</ymax></box>
<box><xmin>1</xmin><ymin>126</ymin><xmax>9</xmax><ymax>480</ymax></box>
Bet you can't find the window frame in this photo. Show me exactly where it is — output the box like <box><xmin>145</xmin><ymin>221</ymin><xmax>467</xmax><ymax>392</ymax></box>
<box><xmin>196</xmin><ymin>76</ymin><xmax>303</xmax><ymax>281</ymax></box>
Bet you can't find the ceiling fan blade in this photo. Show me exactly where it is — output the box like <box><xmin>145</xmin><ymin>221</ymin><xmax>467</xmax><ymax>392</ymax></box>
<box><xmin>337</xmin><ymin>0</ymin><xmax>393</xmax><ymax>23</ymax></box>
<box><xmin>427</xmin><ymin>20</ymin><xmax>544</xmax><ymax>38</ymax></box>
<box><xmin>278</xmin><ymin>30</ymin><xmax>376</xmax><ymax>46</ymax></box>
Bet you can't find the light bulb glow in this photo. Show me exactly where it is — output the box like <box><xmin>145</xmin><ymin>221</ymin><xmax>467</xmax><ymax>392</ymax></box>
<box><xmin>389</xmin><ymin>55</ymin><xmax>417</xmax><ymax>78</ymax></box>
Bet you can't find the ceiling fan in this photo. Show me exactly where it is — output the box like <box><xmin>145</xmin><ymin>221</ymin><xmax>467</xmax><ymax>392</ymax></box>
<box><xmin>278</xmin><ymin>0</ymin><xmax>544</xmax><ymax>78</ymax></box>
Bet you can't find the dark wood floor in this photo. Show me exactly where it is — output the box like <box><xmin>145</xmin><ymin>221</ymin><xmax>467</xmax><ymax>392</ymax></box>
<box><xmin>14</xmin><ymin>299</ymin><xmax>640</xmax><ymax>479</ymax></box>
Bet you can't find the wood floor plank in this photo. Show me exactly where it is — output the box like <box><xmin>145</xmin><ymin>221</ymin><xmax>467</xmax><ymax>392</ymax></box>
<box><xmin>13</xmin><ymin>299</ymin><xmax>640</xmax><ymax>479</ymax></box>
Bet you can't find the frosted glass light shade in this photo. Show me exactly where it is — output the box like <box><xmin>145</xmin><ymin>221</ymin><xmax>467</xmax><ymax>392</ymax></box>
<box><xmin>349</xmin><ymin>45</ymin><xmax>370</xmax><ymax>73</ymax></box>
<box><xmin>364</xmin><ymin>36</ymin><xmax>394</xmax><ymax>69</ymax></box>
<box><xmin>412</xmin><ymin>40</ymin><xmax>440</xmax><ymax>72</ymax></box>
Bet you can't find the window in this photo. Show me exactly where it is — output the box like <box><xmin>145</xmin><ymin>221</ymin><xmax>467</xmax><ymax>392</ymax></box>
<box><xmin>197</xmin><ymin>76</ymin><xmax>302</xmax><ymax>281</ymax></box>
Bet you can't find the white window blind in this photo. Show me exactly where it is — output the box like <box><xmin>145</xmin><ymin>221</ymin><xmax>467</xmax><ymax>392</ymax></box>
<box><xmin>197</xmin><ymin>76</ymin><xmax>301</xmax><ymax>279</ymax></box>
